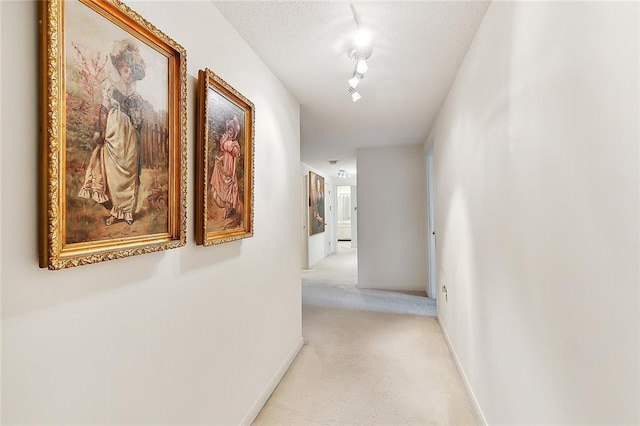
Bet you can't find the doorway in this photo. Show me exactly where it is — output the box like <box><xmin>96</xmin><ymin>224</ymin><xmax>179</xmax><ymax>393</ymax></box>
<box><xmin>336</xmin><ymin>186</ymin><xmax>352</xmax><ymax>246</ymax></box>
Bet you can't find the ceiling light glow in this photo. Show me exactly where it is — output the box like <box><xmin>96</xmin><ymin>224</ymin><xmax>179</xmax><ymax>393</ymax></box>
<box><xmin>354</xmin><ymin>29</ymin><xmax>370</xmax><ymax>48</ymax></box>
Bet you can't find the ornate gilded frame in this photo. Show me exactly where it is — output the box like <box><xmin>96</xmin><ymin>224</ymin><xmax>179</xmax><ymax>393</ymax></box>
<box><xmin>309</xmin><ymin>171</ymin><xmax>325</xmax><ymax>235</ymax></box>
<box><xmin>196</xmin><ymin>69</ymin><xmax>255</xmax><ymax>246</ymax></box>
<box><xmin>39</xmin><ymin>0</ymin><xmax>187</xmax><ymax>269</ymax></box>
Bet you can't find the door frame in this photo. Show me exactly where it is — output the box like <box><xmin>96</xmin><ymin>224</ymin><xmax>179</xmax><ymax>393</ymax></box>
<box><xmin>427</xmin><ymin>146</ymin><xmax>436</xmax><ymax>299</ymax></box>
<box><xmin>301</xmin><ymin>175</ymin><xmax>309</xmax><ymax>269</ymax></box>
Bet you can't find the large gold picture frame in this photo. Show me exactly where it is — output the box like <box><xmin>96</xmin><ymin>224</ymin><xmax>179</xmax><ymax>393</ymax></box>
<box><xmin>39</xmin><ymin>0</ymin><xmax>187</xmax><ymax>269</ymax></box>
<box><xmin>196</xmin><ymin>69</ymin><xmax>254</xmax><ymax>246</ymax></box>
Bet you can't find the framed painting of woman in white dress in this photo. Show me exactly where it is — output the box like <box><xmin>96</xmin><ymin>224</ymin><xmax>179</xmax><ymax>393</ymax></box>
<box><xmin>196</xmin><ymin>69</ymin><xmax>255</xmax><ymax>246</ymax></box>
<box><xmin>40</xmin><ymin>0</ymin><xmax>187</xmax><ymax>269</ymax></box>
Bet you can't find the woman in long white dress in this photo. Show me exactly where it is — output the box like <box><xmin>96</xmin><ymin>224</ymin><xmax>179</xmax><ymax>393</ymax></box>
<box><xmin>78</xmin><ymin>39</ymin><xmax>145</xmax><ymax>226</ymax></box>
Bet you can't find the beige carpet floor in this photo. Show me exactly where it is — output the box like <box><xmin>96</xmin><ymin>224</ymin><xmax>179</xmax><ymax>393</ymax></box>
<box><xmin>253</xmin><ymin>246</ymin><xmax>477</xmax><ymax>425</ymax></box>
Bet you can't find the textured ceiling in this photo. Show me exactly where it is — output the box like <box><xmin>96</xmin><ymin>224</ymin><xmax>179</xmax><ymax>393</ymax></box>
<box><xmin>214</xmin><ymin>1</ymin><xmax>490</xmax><ymax>182</ymax></box>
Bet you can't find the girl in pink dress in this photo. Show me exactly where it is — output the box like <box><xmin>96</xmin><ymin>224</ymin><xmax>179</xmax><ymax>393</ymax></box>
<box><xmin>210</xmin><ymin>116</ymin><xmax>241</xmax><ymax>219</ymax></box>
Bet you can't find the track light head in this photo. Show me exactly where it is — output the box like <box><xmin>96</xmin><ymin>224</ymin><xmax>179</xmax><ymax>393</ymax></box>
<box><xmin>356</xmin><ymin>58</ymin><xmax>368</xmax><ymax>74</ymax></box>
<box><xmin>348</xmin><ymin>87</ymin><xmax>362</xmax><ymax>102</ymax></box>
<box><xmin>348</xmin><ymin>73</ymin><xmax>364</xmax><ymax>89</ymax></box>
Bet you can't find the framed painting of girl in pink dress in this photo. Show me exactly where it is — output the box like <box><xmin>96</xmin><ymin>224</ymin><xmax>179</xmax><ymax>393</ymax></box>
<box><xmin>39</xmin><ymin>0</ymin><xmax>187</xmax><ymax>269</ymax></box>
<box><xmin>196</xmin><ymin>69</ymin><xmax>255</xmax><ymax>246</ymax></box>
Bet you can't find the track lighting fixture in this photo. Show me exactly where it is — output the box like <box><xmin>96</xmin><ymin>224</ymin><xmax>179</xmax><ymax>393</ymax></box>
<box><xmin>346</xmin><ymin>4</ymin><xmax>372</xmax><ymax>102</ymax></box>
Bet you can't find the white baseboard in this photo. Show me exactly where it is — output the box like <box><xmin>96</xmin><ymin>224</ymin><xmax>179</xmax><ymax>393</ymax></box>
<box><xmin>240</xmin><ymin>337</ymin><xmax>304</xmax><ymax>426</ymax></box>
<box><xmin>436</xmin><ymin>316</ymin><xmax>488</xmax><ymax>426</ymax></box>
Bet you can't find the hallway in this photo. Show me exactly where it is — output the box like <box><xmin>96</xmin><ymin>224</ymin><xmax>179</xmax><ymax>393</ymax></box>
<box><xmin>254</xmin><ymin>247</ymin><xmax>477</xmax><ymax>425</ymax></box>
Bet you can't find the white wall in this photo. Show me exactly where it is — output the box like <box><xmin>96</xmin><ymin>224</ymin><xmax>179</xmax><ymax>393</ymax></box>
<box><xmin>429</xmin><ymin>2</ymin><xmax>639</xmax><ymax>424</ymax></box>
<box><xmin>350</xmin><ymin>185</ymin><xmax>358</xmax><ymax>248</ymax></box>
<box><xmin>300</xmin><ymin>163</ymin><xmax>334</xmax><ymax>267</ymax></box>
<box><xmin>300</xmin><ymin>175</ymin><xmax>309</xmax><ymax>269</ymax></box>
<box><xmin>356</xmin><ymin>145</ymin><xmax>428</xmax><ymax>291</ymax></box>
<box><xmin>1</xmin><ymin>1</ymin><xmax>302</xmax><ymax>424</ymax></box>
<box><xmin>425</xmin><ymin>146</ymin><xmax>436</xmax><ymax>299</ymax></box>
<box><xmin>326</xmin><ymin>183</ymin><xmax>335</xmax><ymax>255</ymax></box>
<box><xmin>328</xmin><ymin>183</ymin><xmax>337</xmax><ymax>255</ymax></box>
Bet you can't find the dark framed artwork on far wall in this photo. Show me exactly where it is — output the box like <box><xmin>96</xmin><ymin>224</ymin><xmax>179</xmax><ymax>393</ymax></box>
<box><xmin>196</xmin><ymin>69</ymin><xmax>255</xmax><ymax>246</ymax></box>
<box><xmin>309</xmin><ymin>171</ymin><xmax>325</xmax><ymax>235</ymax></box>
<box><xmin>39</xmin><ymin>0</ymin><xmax>187</xmax><ymax>269</ymax></box>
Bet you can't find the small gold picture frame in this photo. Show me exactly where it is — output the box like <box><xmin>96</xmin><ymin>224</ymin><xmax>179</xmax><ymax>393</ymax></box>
<box><xmin>196</xmin><ymin>69</ymin><xmax>255</xmax><ymax>246</ymax></box>
<box><xmin>39</xmin><ymin>0</ymin><xmax>187</xmax><ymax>269</ymax></box>
<box><xmin>309</xmin><ymin>171</ymin><xmax>325</xmax><ymax>235</ymax></box>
